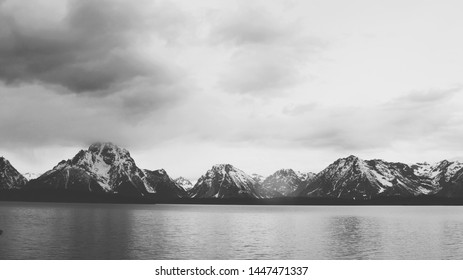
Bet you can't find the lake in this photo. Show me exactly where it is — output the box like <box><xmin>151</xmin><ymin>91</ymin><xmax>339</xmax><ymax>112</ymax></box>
<box><xmin>1</xmin><ymin>202</ymin><xmax>463</xmax><ymax>259</ymax></box>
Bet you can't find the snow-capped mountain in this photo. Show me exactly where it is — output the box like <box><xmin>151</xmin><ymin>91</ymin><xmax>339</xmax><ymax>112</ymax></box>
<box><xmin>28</xmin><ymin>142</ymin><xmax>186</xmax><ymax>198</ymax></box>
<box><xmin>412</xmin><ymin>160</ymin><xmax>463</xmax><ymax>197</ymax></box>
<box><xmin>251</xmin><ymin>173</ymin><xmax>265</xmax><ymax>185</ymax></box>
<box><xmin>0</xmin><ymin>157</ymin><xmax>28</xmax><ymax>190</ymax></box>
<box><xmin>258</xmin><ymin>169</ymin><xmax>309</xmax><ymax>198</ymax></box>
<box><xmin>144</xmin><ymin>169</ymin><xmax>188</xmax><ymax>198</ymax></box>
<box><xmin>174</xmin><ymin>177</ymin><xmax>194</xmax><ymax>191</ymax></box>
<box><xmin>296</xmin><ymin>171</ymin><xmax>316</xmax><ymax>183</ymax></box>
<box><xmin>298</xmin><ymin>155</ymin><xmax>436</xmax><ymax>200</ymax></box>
<box><xmin>189</xmin><ymin>164</ymin><xmax>261</xmax><ymax>199</ymax></box>
<box><xmin>412</xmin><ymin>160</ymin><xmax>463</xmax><ymax>187</ymax></box>
<box><xmin>22</xmin><ymin>172</ymin><xmax>41</xmax><ymax>181</ymax></box>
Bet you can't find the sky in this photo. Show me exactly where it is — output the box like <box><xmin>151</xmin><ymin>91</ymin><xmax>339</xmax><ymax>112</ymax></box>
<box><xmin>1</xmin><ymin>0</ymin><xmax>463</xmax><ymax>181</ymax></box>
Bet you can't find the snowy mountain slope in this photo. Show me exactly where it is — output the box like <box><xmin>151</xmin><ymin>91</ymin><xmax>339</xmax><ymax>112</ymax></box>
<box><xmin>257</xmin><ymin>169</ymin><xmax>308</xmax><ymax>198</ymax></box>
<box><xmin>0</xmin><ymin>157</ymin><xmax>28</xmax><ymax>190</ymax></box>
<box><xmin>28</xmin><ymin>142</ymin><xmax>185</xmax><ymax>198</ymax></box>
<box><xmin>174</xmin><ymin>176</ymin><xmax>194</xmax><ymax>191</ymax></box>
<box><xmin>28</xmin><ymin>163</ymin><xmax>106</xmax><ymax>193</ymax></box>
<box><xmin>413</xmin><ymin>160</ymin><xmax>463</xmax><ymax>197</ymax></box>
<box><xmin>251</xmin><ymin>173</ymin><xmax>265</xmax><ymax>185</ymax></box>
<box><xmin>296</xmin><ymin>171</ymin><xmax>316</xmax><ymax>183</ymax></box>
<box><xmin>412</xmin><ymin>160</ymin><xmax>463</xmax><ymax>189</ymax></box>
<box><xmin>144</xmin><ymin>169</ymin><xmax>188</xmax><ymax>198</ymax></box>
<box><xmin>22</xmin><ymin>173</ymin><xmax>41</xmax><ymax>181</ymax></box>
<box><xmin>298</xmin><ymin>155</ymin><xmax>436</xmax><ymax>200</ymax></box>
<box><xmin>189</xmin><ymin>164</ymin><xmax>261</xmax><ymax>199</ymax></box>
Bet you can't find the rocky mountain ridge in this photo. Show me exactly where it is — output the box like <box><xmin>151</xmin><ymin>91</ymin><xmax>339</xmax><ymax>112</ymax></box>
<box><xmin>3</xmin><ymin>146</ymin><xmax>463</xmax><ymax>201</ymax></box>
<box><xmin>189</xmin><ymin>164</ymin><xmax>262</xmax><ymax>199</ymax></box>
<box><xmin>0</xmin><ymin>157</ymin><xmax>28</xmax><ymax>190</ymax></box>
<box><xmin>26</xmin><ymin>143</ymin><xmax>187</xmax><ymax>199</ymax></box>
<box><xmin>257</xmin><ymin>168</ymin><xmax>314</xmax><ymax>198</ymax></box>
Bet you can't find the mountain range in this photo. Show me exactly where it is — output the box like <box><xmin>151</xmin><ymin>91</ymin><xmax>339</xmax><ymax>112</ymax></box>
<box><xmin>2</xmin><ymin>142</ymin><xmax>463</xmax><ymax>202</ymax></box>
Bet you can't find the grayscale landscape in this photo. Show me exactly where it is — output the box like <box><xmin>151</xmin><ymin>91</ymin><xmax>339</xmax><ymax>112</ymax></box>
<box><xmin>1</xmin><ymin>0</ymin><xmax>463</xmax><ymax>259</ymax></box>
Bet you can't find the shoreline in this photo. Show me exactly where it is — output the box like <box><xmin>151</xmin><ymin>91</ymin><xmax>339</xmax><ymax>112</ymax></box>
<box><xmin>1</xmin><ymin>190</ymin><xmax>463</xmax><ymax>206</ymax></box>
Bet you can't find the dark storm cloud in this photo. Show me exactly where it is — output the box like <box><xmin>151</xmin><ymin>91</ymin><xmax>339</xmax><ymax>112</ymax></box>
<box><xmin>0</xmin><ymin>82</ymin><xmax>186</xmax><ymax>149</ymax></box>
<box><xmin>0</xmin><ymin>0</ymin><xmax>196</xmax><ymax>150</ymax></box>
<box><xmin>0</xmin><ymin>0</ymin><xmax>183</xmax><ymax>93</ymax></box>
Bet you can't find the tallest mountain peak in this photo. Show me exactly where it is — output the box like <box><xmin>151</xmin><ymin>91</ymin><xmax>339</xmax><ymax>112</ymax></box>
<box><xmin>88</xmin><ymin>142</ymin><xmax>129</xmax><ymax>155</ymax></box>
<box><xmin>89</xmin><ymin>141</ymin><xmax>119</xmax><ymax>149</ymax></box>
<box><xmin>84</xmin><ymin>142</ymin><xmax>131</xmax><ymax>166</ymax></box>
<box><xmin>344</xmin><ymin>155</ymin><xmax>361</xmax><ymax>161</ymax></box>
<box><xmin>211</xmin><ymin>163</ymin><xmax>236</xmax><ymax>172</ymax></box>
<box><xmin>29</xmin><ymin>143</ymin><xmax>187</xmax><ymax>199</ymax></box>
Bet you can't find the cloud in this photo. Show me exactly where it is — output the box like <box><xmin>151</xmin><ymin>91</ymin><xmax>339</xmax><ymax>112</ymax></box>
<box><xmin>211</xmin><ymin>9</ymin><xmax>296</xmax><ymax>45</ymax></box>
<box><xmin>1</xmin><ymin>0</ymin><xmax>462</xmax><ymax>179</ymax></box>
<box><xmin>0</xmin><ymin>0</ymin><xmax>186</xmax><ymax>93</ymax></box>
<box><xmin>209</xmin><ymin>5</ymin><xmax>327</xmax><ymax>96</ymax></box>
<box><xmin>291</xmin><ymin>87</ymin><xmax>461</xmax><ymax>151</ymax></box>
<box><xmin>180</xmin><ymin>87</ymin><xmax>461</xmax><ymax>155</ymax></box>
<box><xmin>0</xmin><ymin>81</ymin><xmax>188</xmax><ymax>149</ymax></box>
<box><xmin>282</xmin><ymin>103</ymin><xmax>318</xmax><ymax>116</ymax></box>
<box><xmin>219</xmin><ymin>47</ymin><xmax>305</xmax><ymax>94</ymax></box>
<box><xmin>0</xmin><ymin>0</ymin><xmax>194</xmax><ymax>151</ymax></box>
<box><xmin>393</xmin><ymin>86</ymin><xmax>461</xmax><ymax>105</ymax></box>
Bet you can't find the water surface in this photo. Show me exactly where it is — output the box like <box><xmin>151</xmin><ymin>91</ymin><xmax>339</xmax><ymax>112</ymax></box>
<box><xmin>1</xmin><ymin>202</ymin><xmax>463</xmax><ymax>259</ymax></box>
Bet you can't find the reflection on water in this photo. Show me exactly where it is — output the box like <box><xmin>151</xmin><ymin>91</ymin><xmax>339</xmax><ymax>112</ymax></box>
<box><xmin>325</xmin><ymin>216</ymin><xmax>384</xmax><ymax>259</ymax></box>
<box><xmin>1</xmin><ymin>202</ymin><xmax>463</xmax><ymax>259</ymax></box>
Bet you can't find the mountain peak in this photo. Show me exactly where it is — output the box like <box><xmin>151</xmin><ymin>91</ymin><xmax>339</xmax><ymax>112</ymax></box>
<box><xmin>175</xmin><ymin>176</ymin><xmax>194</xmax><ymax>191</ymax></box>
<box><xmin>39</xmin><ymin>143</ymin><xmax>141</xmax><ymax>193</ymax></box>
<box><xmin>88</xmin><ymin>142</ymin><xmax>130</xmax><ymax>157</ymax></box>
<box><xmin>29</xmin><ymin>144</ymin><xmax>187</xmax><ymax>199</ymax></box>
<box><xmin>438</xmin><ymin>159</ymin><xmax>450</xmax><ymax>166</ymax></box>
<box><xmin>335</xmin><ymin>155</ymin><xmax>369</xmax><ymax>172</ymax></box>
<box><xmin>0</xmin><ymin>157</ymin><xmax>9</xmax><ymax>167</ymax></box>
<box><xmin>0</xmin><ymin>156</ymin><xmax>10</xmax><ymax>165</ymax></box>
<box><xmin>190</xmin><ymin>164</ymin><xmax>260</xmax><ymax>199</ymax></box>
<box><xmin>89</xmin><ymin>141</ymin><xmax>118</xmax><ymax>149</ymax></box>
<box><xmin>274</xmin><ymin>168</ymin><xmax>297</xmax><ymax>175</ymax></box>
<box><xmin>71</xmin><ymin>142</ymin><xmax>133</xmax><ymax>168</ymax></box>
<box><xmin>299</xmin><ymin>155</ymin><xmax>438</xmax><ymax>199</ymax></box>
<box><xmin>258</xmin><ymin>168</ymin><xmax>305</xmax><ymax>198</ymax></box>
<box><xmin>0</xmin><ymin>157</ymin><xmax>27</xmax><ymax>190</ymax></box>
<box><xmin>211</xmin><ymin>163</ymin><xmax>236</xmax><ymax>172</ymax></box>
<box><xmin>345</xmin><ymin>155</ymin><xmax>361</xmax><ymax>161</ymax></box>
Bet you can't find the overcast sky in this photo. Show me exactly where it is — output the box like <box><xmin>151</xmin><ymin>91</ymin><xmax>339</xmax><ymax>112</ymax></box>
<box><xmin>1</xmin><ymin>0</ymin><xmax>463</xmax><ymax>181</ymax></box>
